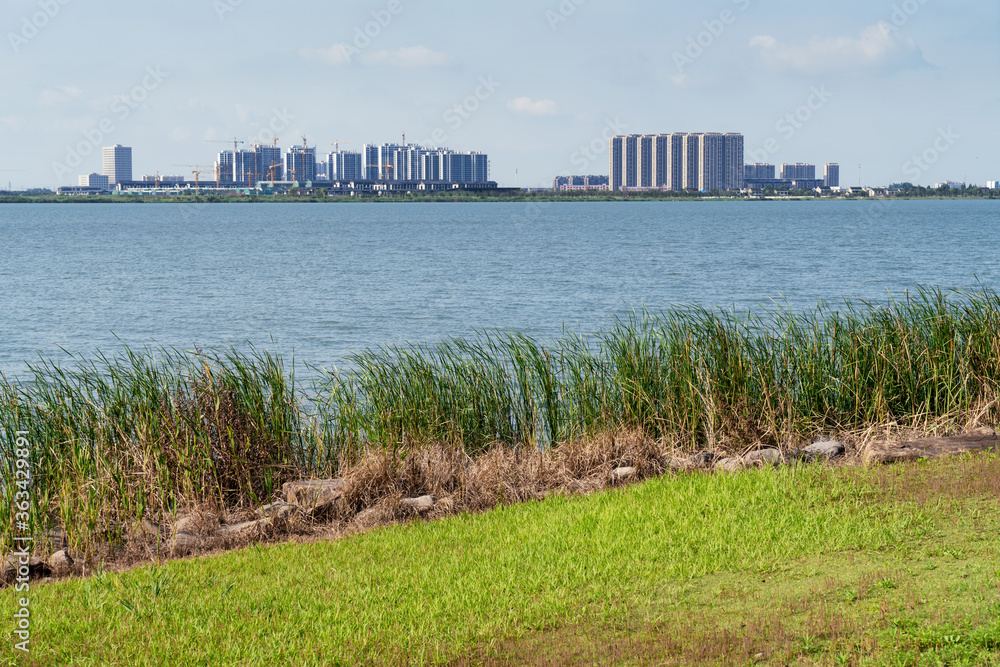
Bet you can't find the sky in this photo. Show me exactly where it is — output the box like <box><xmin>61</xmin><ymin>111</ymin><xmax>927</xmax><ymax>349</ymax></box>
<box><xmin>1</xmin><ymin>0</ymin><xmax>998</xmax><ymax>190</ymax></box>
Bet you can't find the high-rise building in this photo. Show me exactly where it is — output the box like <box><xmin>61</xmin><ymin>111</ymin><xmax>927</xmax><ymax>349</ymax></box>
<box><xmin>285</xmin><ymin>145</ymin><xmax>317</xmax><ymax>182</ymax></box>
<box><xmin>723</xmin><ymin>133</ymin><xmax>745</xmax><ymax>190</ymax></box>
<box><xmin>744</xmin><ymin>163</ymin><xmax>776</xmax><ymax>180</ymax></box>
<box><xmin>102</xmin><ymin>145</ymin><xmax>132</xmax><ymax>184</ymax></box>
<box><xmin>328</xmin><ymin>151</ymin><xmax>364</xmax><ymax>181</ymax></box>
<box><xmin>638</xmin><ymin>135</ymin><xmax>654</xmax><ymax>188</ymax></box>
<box><xmin>698</xmin><ymin>133</ymin><xmax>725</xmax><ymax>192</ymax></box>
<box><xmin>609</xmin><ymin>132</ymin><xmax>743</xmax><ymax>192</ymax></box>
<box><xmin>623</xmin><ymin>135</ymin><xmax>639</xmax><ymax>188</ymax></box>
<box><xmin>665</xmin><ymin>133</ymin><xmax>685</xmax><ymax>191</ymax></box>
<box><xmin>359</xmin><ymin>143</ymin><xmax>489</xmax><ymax>182</ymax></box>
<box><xmin>78</xmin><ymin>173</ymin><xmax>110</xmax><ymax>190</ymax></box>
<box><xmin>781</xmin><ymin>163</ymin><xmax>816</xmax><ymax>180</ymax></box>
<box><xmin>681</xmin><ymin>134</ymin><xmax>700</xmax><ymax>191</ymax></box>
<box><xmin>824</xmin><ymin>163</ymin><xmax>840</xmax><ymax>188</ymax></box>
<box><xmin>609</xmin><ymin>136</ymin><xmax>624</xmax><ymax>192</ymax></box>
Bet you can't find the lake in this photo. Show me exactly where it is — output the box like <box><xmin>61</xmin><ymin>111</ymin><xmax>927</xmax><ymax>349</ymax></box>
<box><xmin>1</xmin><ymin>199</ymin><xmax>997</xmax><ymax>377</ymax></box>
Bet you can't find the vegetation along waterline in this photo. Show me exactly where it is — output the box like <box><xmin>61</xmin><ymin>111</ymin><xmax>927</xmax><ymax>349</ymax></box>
<box><xmin>1</xmin><ymin>286</ymin><xmax>999</xmax><ymax>567</ymax></box>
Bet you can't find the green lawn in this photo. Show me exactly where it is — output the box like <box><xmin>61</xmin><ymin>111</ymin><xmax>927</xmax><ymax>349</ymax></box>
<box><xmin>5</xmin><ymin>455</ymin><xmax>1000</xmax><ymax>666</ymax></box>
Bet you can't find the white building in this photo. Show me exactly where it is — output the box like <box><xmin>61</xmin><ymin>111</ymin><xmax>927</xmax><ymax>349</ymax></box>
<box><xmin>987</xmin><ymin>181</ymin><xmax>999</xmax><ymax>189</ymax></box>
<box><xmin>328</xmin><ymin>151</ymin><xmax>363</xmax><ymax>181</ymax></box>
<box><xmin>78</xmin><ymin>173</ymin><xmax>110</xmax><ymax>190</ymax></box>
<box><xmin>610</xmin><ymin>132</ymin><xmax>744</xmax><ymax>192</ymax></box>
<box><xmin>102</xmin><ymin>145</ymin><xmax>132</xmax><ymax>184</ymax></box>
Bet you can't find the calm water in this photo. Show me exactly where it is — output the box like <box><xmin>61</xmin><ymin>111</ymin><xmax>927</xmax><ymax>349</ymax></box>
<box><xmin>1</xmin><ymin>200</ymin><xmax>997</xmax><ymax>377</ymax></box>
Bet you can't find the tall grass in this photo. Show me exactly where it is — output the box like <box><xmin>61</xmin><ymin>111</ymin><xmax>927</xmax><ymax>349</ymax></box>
<box><xmin>324</xmin><ymin>287</ymin><xmax>1000</xmax><ymax>452</ymax></box>
<box><xmin>1</xmin><ymin>287</ymin><xmax>999</xmax><ymax>556</ymax></box>
<box><xmin>0</xmin><ymin>346</ymin><xmax>326</xmax><ymax>558</ymax></box>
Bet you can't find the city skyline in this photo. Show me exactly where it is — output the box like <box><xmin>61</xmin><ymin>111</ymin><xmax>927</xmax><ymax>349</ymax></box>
<box><xmin>2</xmin><ymin>1</ymin><xmax>998</xmax><ymax>190</ymax></box>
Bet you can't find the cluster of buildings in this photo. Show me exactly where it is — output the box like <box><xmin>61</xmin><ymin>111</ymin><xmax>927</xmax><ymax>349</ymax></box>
<box><xmin>607</xmin><ymin>133</ymin><xmax>839</xmax><ymax>193</ymax></box>
<box><xmin>743</xmin><ymin>162</ymin><xmax>840</xmax><ymax>190</ymax></box>
<box><xmin>61</xmin><ymin>140</ymin><xmax>495</xmax><ymax>196</ymax></box>
<box><xmin>552</xmin><ymin>175</ymin><xmax>610</xmax><ymax>191</ymax></box>
<box><xmin>609</xmin><ymin>133</ymin><xmax>746</xmax><ymax>192</ymax></box>
<box><xmin>216</xmin><ymin>142</ymin><xmax>490</xmax><ymax>185</ymax></box>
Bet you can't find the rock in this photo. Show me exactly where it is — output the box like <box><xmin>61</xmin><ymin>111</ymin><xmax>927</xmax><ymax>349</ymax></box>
<box><xmin>714</xmin><ymin>457</ymin><xmax>744</xmax><ymax>472</ymax></box>
<box><xmin>215</xmin><ymin>519</ymin><xmax>268</xmax><ymax>539</ymax></box>
<box><xmin>2</xmin><ymin>554</ymin><xmax>51</xmax><ymax>581</ymax></box>
<box><xmin>689</xmin><ymin>451</ymin><xmax>720</xmax><ymax>468</ymax></box>
<box><xmin>803</xmin><ymin>441</ymin><xmax>845</xmax><ymax>459</ymax></box>
<box><xmin>48</xmin><ymin>550</ymin><xmax>73</xmax><ymax>572</ymax></box>
<box><xmin>256</xmin><ymin>502</ymin><xmax>302</xmax><ymax>522</ymax></box>
<box><xmin>130</xmin><ymin>518</ymin><xmax>166</xmax><ymax>540</ymax></box>
<box><xmin>863</xmin><ymin>429</ymin><xmax>1000</xmax><ymax>466</ymax></box>
<box><xmin>400</xmin><ymin>496</ymin><xmax>435</xmax><ymax>513</ymax></box>
<box><xmin>355</xmin><ymin>506</ymin><xmax>384</xmax><ymax>528</ymax></box>
<box><xmin>433</xmin><ymin>497</ymin><xmax>456</xmax><ymax>514</ymax></box>
<box><xmin>169</xmin><ymin>531</ymin><xmax>201</xmax><ymax>556</ymax></box>
<box><xmin>283</xmin><ymin>479</ymin><xmax>347</xmax><ymax>506</ymax></box>
<box><xmin>173</xmin><ymin>511</ymin><xmax>221</xmax><ymax>536</ymax></box>
<box><xmin>610</xmin><ymin>466</ymin><xmax>637</xmax><ymax>482</ymax></box>
<box><xmin>744</xmin><ymin>449</ymin><xmax>784</xmax><ymax>466</ymax></box>
<box><xmin>666</xmin><ymin>457</ymin><xmax>690</xmax><ymax>471</ymax></box>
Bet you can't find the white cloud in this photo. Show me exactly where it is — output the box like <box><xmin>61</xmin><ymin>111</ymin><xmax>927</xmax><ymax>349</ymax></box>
<box><xmin>300</xmin><ymin>44</ymin><xmax>450</xmax><ymax>68</ymax></box>
<box><xmin>507</xmin><ymin>97</ymin><xmax>558</xmax><ymax>116</ymax></box>
<box><xmin>749</xmin><ymin>24</ymin><xmax>929</xmax><ymax>74</ymax></box>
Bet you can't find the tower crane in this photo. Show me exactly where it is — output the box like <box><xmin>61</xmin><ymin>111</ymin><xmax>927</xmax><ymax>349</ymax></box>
<box><xmin>172</xmin><ymin>165</ymin><xmax>215</xmax><ymax>194</ymax></box>
<box><xmin>206</xmin><ymin>138</ymin><xmax>245</xmax><ymax>183</ymax></box>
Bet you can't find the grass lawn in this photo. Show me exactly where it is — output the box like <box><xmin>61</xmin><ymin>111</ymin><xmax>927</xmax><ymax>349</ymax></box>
<box><xmin>4</xmin><ymin>454</ymin><xmax>1000</xmax><ymax>666</ymax></box>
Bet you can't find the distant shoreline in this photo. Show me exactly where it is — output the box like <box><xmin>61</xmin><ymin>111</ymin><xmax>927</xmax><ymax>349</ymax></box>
<box><xmin>0</xmin><ymin>194</ymin><xmax>996</xmax><ymax>204</ymax></box>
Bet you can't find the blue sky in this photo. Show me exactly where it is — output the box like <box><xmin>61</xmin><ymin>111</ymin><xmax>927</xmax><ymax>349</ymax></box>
<box><xmin>2</xmin><ymin>0</ymin><xmax>998</xmax><ymax>189</ymax></box>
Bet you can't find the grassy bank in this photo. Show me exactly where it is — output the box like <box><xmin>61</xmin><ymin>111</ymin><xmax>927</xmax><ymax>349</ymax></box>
<box><xmin>2</xmin><ymin>287</ymin><xmax>999</xmax><ymax>559</ymax></box>
<box><xmin>4</xmin><ymin>454</ymin><xmax>999</xmax><ymax>665</ymax></box>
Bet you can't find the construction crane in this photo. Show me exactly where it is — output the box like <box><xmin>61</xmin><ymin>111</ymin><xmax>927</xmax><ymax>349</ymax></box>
<box><xmin>206</xmin><ymin>137</ymin><xmax>244</xmax><ymax>154</ymax></box>
<box><xmin>382</xmin><ymin>164</ymin><xmax>394</xmax><ymax>180</ymax></box>
<box><xmin>172</xmin><ymin>165</ymin><xmax>215</xmax><ymax>193</ymax></box>
<box><xmin>206</xmin><ymin>138</ymin><xmax>245</xmax><ymax>183</ymax></box>
<box><xmin>267</xmin><ymin>162</ymin><xmax>283</xmax><ymax>182</ymax></box>
<box><xmin>330</xmin><ymin>140</ymin><xmax>354</xmax><ymax>153</ymax></box>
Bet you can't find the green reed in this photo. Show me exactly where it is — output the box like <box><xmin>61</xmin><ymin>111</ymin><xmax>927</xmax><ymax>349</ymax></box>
<box><xmin>2</xmin><ymin>287</ymin><xmax>999</xmax><ymax>556</ymax></box>
<box><xmin>323</xmin><ymin>287</ymin><xmax>1000</xmax><ymax>453</ymax></box>
<box><xmin>0</xmin><ymin>346</ymin><xmax>323</xmax><ymax>557</ymax></box>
